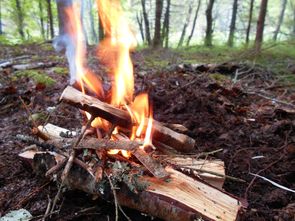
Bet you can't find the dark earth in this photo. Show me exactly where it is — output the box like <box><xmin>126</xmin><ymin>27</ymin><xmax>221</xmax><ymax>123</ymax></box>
<box><xmin>0</xmin><ymin>43</ymin><xmax>294</xmax><ymax>220</ymax></box>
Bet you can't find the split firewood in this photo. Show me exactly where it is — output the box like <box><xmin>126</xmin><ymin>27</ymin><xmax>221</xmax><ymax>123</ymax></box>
<box><xmin>38</xmin><ymin>123</ymin><xmax>77</xmax><ymax>140</ymax></box>
<box><xmin>19</xmin><ymin>150</ymin><xmax>245</xmax><ymax>221</ymax></box>
<box><xmin>60</xmin><ymin>86</ymin><xmax>196</xmax><ymax>153</ymax></box>
<box><xmin>162</xmin><ymin>156</ymin><xmax>225</xmax><ymax>189</ymax></box>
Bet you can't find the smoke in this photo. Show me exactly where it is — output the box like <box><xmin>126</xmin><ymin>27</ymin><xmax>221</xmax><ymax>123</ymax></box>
<box><xmin>53</xmin><ymin>0</ymin><xmax>86</xmax><ymax>85</ymax></box>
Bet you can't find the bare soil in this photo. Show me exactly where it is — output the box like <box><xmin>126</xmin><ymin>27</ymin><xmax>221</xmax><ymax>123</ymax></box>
<box><xmin>0</xmin><ymin>44</ymin><xmax>294</xmax><ymax>220</ymax></box>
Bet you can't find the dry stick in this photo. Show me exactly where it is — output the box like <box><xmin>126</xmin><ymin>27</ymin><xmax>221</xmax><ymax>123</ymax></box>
<box><xmin>244</xmin><ymin>155</ymin><xmax>284</xmax><ymax>199</ymax></box>
<box><xmin>180</xmin><ymin>167</ymin><xmax>246</xmax><ymax>183</ymax></box>
<box><xmin>43</xmin><ymin>195</ymin><xmax>52</xmax><ymax>221</ymax></box>
<box><xmin>105</xmin><ymin>172</ymin><xmax>119</xmax><ymax>221</ymax></box>
<box><xmin>19</xmin><ymin>96</ymin><xmax>50</xmax><ymax>140</ymax></box>
<box><xmin>50</xmin><ymin>116</ymin><xmax>95</xmax><ymax>215</ymax></box>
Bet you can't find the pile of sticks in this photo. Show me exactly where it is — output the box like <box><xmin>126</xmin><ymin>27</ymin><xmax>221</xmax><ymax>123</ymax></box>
<box><xmin>18</xmin><ymin>86</ymin><xmax>246</xmax><ymax>221</ymax></box>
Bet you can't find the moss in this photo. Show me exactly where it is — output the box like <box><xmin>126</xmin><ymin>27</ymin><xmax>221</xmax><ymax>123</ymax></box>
<box><xmin>14</xmin><ymin>70</ymin><xmax>56</xmax><ymax>86</ymax></box>
<box><xmin>53</xmin><ymin>67</ymin><xmax>68</xmax><ymax>75</ymax></box>
<box><xmin>209</xmin><ymin>73</ymin><xmax>230</xmax><ymax>82</ymax></box>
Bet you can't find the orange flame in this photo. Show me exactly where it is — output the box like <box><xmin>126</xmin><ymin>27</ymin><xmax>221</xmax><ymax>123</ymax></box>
<box><xmin>65</xmin><ymin>0</ymin><xmax>154</xmax><ymax>158</ymax></box>
<box><xmin>96</xmin><ymin>0</ymin><xmax>136</xmax><ymax>106</ymax></box>
<box><xmin>65</xmin><ymin>2</ymin><xmax>104</xmax><ymax>98</ymax></box>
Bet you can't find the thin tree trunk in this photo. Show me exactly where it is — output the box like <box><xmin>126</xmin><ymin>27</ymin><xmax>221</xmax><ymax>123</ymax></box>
<box><xmin>47</xmin><ymin>0</ymin><xmax>54</xmax><ymax>39</ymax></box>
<box><xmin>162</xmin><ymin>0</ymin><xmax>171</xmax><ymax>48</ymax></box>
<box><xmin>15</xmin><ymin>0</ymin><xmax>25</xmax><ymax>40</ymax></box>
<box><xmin>227</xmin><ymin>0</ymin><xmax>239</xmax><ymax>47</ymax></box>
<box><xmin>153</xmin><ymin>0</ymin><xmax>164</xmax><ymax>48</ymax></box>
<box><xmin>136</xmin><ymin>12</ymin><xmax>145</xmax><ymax>42</ymax></box>
<box><xmin>80</xmin><ymin>0</ymin><xmax>89</xmax><ymax>45</ymax></box>
<box><xmin>98</xmin><ymin>18</ymin><xmax>104</xmax><ymax>41</ymax></box>
<box><xmin>186</xmin><ymin>0</ymin><xmax>201</xmax><ymax>46</ymax></box>
<box><xmin>88</xmin><ymin>0</ymin><xmax>97</xmax><ymax>44</ymax></box>
<box><xmin>141</xmin><ymin>0</ymin><xmax>151</xmax><ymax>45</ymax></box>
<box><xmin>204</xmin><ymin>0</ymin><xmax>215</xmax><ymax>47</ymax></box>
<box><xmin>245</xmin><ymin>0</ymin><xmax>254</xmax><ymax>45</ymax></box>
<box><xmin>273</xmin><ymin>0</ymin><xmax>287</xmax><ymax>41</ymax></box>
<box><xmin>38</xmin><ymin>0</ymin><xmax>45</xmax><ymax>39</ymax></box>
<box><xmin>0</xmin><ymin>0</ymin><xmax>2</xmax><ymax>35</ymax></box>
<box><xmin>255</xmin><ymin>0</ymin><xmax>268</xmax><ymax>52</ymax></box>
<box><xmin>177</xmin><ymin>1</ymin><xmax>193</xmax><ymax>48</ymax></box>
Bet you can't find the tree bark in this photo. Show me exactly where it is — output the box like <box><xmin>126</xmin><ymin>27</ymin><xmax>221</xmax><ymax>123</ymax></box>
<box><xmin>141</xmin><ymin>0</ymin><xmax>151</xmax><ymax>45</ymax></box>
<box><xmin>88</xmin><ymin>0</ymin><xmax>98</xmax><ymax>44</ymax></box>
<box><xmin>292</xmin><ymin>1</ymin><xmax>295</xmax><ymax>37</ymax></box>
<box><xmin>80</xmin><ymin>0</ymin><xmax>89</xmax><ymax>45</ymax></box>
<box><xmin>47</xmin><ymin>0</ymin><xmax>54</xmax><ymax>39</ymax></box>
<box><xmin>186</xmin><ymin>0</ymin><xmax>201</xmax><ymax>46</ymax></box>
<box><xmin>15</xmin><ymin>0</ymin><xmax>25</xmax><ymax>40</ymax></box>
<box><xmin>0</xmin><ymin>0</ymin><xmax>2</xmax><ymax>35</ymax></box>
<box><xmin>204</xmin><ymin>0</ymin><xmax>215</xmax><ymax>47</ymax></box>
<box><xmin>38</xmin><ymin>0</ymin><xmax>45</xmax><ymax>39</ymax></box>
<box><xmin>136</xmin><ymin>12</ymin><xmax>145</xmax><ymax>42</ymax></box>
<box><xmin>227</xmin><ymin>0</ymin><xmax>239</xmax><ymax>47</ymax></box>
<box><xmin>153</xmin><ymin>0</ymin><xmax>164</xmax><ymax>48</ymax></box>
<box><xmin>255</xmin><ymin>0</ymin><xmax>268</xmax><ymax>52</ymax></box>
<box><xmin>162</xmin><ymin>0</ymin><xmax>171</xmax><ymax>48</ymax></box>
<box><xmin>177</xmin><ymin>1</ymin><xmax>193</xmax><ymax>48</ymax></box>
<box><xmin>273</xmin><ymin>0</ymin><xmax>287</xmax><ymax>41</ymax></box>
<box><xmin>245</xmin><ymin>0</ymin><xmax>254</xmax><ymax>45</ymax></box>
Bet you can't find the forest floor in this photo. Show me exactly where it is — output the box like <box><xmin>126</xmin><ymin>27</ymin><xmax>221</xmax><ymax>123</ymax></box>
<box><xmin>0</xmin><ymin>42</ymin><xmax>295</xmax><ymax>221</ymax></box>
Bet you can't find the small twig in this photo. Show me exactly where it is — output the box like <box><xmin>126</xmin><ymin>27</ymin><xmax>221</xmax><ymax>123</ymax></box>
<box><xmin>179</xmin><ymin>167</ymin><xmax>246</xmax><ymax>183</ymax></box>
<box><xmin>249</xmin><ymin>172</ymin><xmax>295</xmax><ymax>193</ymax></box>
<box><xmin>50</xmin><ymin>116</ymin><xmax>95</xmax><ymax>215</ymax></box>
<box><xmin>42</xmin><ymin>195</ymin><xmax>52</xmax><ymax>221</ymax></box>
<box><xmin>244</xmin><ymin>155</ymin><xmax>283</xmax><ymax>199</ymax></box>
<box><xmin>19</xmin><ymin>96</ymin><xmax>37</xmax><ymax>128</ymax></box>
<box><xmin>105</xmin><ymin>172</ymin><xmax>119</xmax><ymax>221</ymax></box>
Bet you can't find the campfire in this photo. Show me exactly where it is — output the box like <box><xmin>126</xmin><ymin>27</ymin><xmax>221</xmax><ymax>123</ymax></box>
<box><xmin>18</xmin><ymin>0</ymin><xmax>246</xmax><ymax>220</ymax></box>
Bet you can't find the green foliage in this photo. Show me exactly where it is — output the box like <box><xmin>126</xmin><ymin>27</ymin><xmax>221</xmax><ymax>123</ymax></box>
<box><xmin>13</xmin><ymin>70</ymin><xmax>56</xmax><ymax>86</ymax></box>
<box><xmin>53</xmin><ymin>67</ymin><xmax>68</xmax><ymax>75</ymax></box>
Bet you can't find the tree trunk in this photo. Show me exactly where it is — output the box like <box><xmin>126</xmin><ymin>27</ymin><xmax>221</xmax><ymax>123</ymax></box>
<box><xmin>162</xmin><ymin>0</ymin><xmax>171</xmax><ymax>48</ymax></box>
<box><xmin>204</xmin><ymin>0</ymin><xmax>215</xmax><ymax>47</ymax></box>
<box><xmin>153</xmin><ymin>0</ymin><xmax>164</xmax><ymax>48</ymax></box>
<box><xmin>273</xmin><ymin>0</ymin><xmax>287</xmax><ymax>41</ymax></box>
<box><xmin>255</xmin><ymin>0</ymin><xmax>268</xmax><ymax>52</ymax></box>
<box><xmin>186</xmin><ymin>0</ymin><xmax>201</xmax><ymax>46</ymax></box>
<box><xmin>88</xmin><ymin>0</ymin><xmax>97</xmax><ymax>44</ymax></box>
<box><xmin>0</xmin><ymin>0</ymin><xmax>3</xmax><ymax>35</ymax></box>
<box><xmin>47</xmin><ymin>0</ymin><xmax>54</xmax><ymax>39</ymax></box>
<box><xmin>80</xmin><ymin>0</ymin><xmax>89</xmax><ymax>45</ymax></box>
<box><xmin>38</xmin><ymin>0</ymin><xmax>45</xmax><ymax>39</ymax></box>
<box><xmin>245</xmin><ymin>0</ymin><xmax>254</xmax><ymax>45</ymax></box>
<box><xmin>177</xmin><ymin>1</ymin><xmax>193</xmax><ymax>48</ymax></box>
<box><xmin>227</xmin><ymin>0</ymin><xmax>239</xmax><ymax>47</ymax></box>
<box><xmin>136</xmin><ymin>12</ymin><xmax>145</xmax><ymax>42</ymax></box>
<box><xmin>141</xmin><ymin>0</ymin><xmax>151</xmax><ymax>45</ymax></box>
<box><xmin>15</xmin><ymin>0</ymin><xmax>25</xmax><ymax>40</ymax></box>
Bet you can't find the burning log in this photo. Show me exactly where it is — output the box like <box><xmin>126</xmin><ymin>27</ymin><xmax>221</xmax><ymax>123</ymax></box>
<box><xmin>60</xmin><ymin>86</ymin><xmax>195</xmax><ymax>153</ymax></box>
<box><xmin>19</xmin><ymin>149</ymin><xmax>245</xmax><ymax>221</ymax></box>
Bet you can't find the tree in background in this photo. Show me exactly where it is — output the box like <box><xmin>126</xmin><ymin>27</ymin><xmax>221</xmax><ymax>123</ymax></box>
<box><xmin>162</xmin><ymin>0</ymin><xmax>171</xmax><ymax>48</ymax></box>
<box><xmin>186</xmin><ymin>0</ymin><xmax>201</xmax><ymax>46</ymax></box>
<box><xmin>178</xmin><ymin>0</ymin><xmax>193</xmax><ymax>48</ymax></box>
<box><xmin>255</xmin><ymin>0</ymin><xmax>268</xmax><ymax>52</ymax></box>
<box><xmin>245</xmin><ymin>0</ymin><xmax>255</xmax><ymax>45</ymax></box>
<box><xmin>227</xmin><ymin>0</ymin><xmax>239</xmax><ymax>47</ymax></box>
<box><xmin>137</xmin><ymin>12</ymin><xmax>145</xmax><ymax>42</ymax></box>
<box><xmin>88</xmin><ymin>0</ymin><xmax>97</xmax><ymax>44</ymax></box>
<box><xmin>141</xmin><ymin>0</ymin><xmax>151</xmax><ymax>45</ymax></box>
<box><xmin>38</xmin><ymin>0</ymin><xmax>45</xmax><ymax>39</ymax></box>
<box><xmin>15</xmin><ymin>0</ymin><xmax>25</xmax><ymax>40</ymax></box>
<box><xmin>47</xmin><ymin>0</ymin><xmax>54</xmax><ymax>39</ymax></box>
<box><xmin>273</xmin><ymin>0</ymin><xmax>287</xmax><ymax>41</ymax></box>
<box><xmin>204</xmin><ymin>0</ymin><xmax>215</xmax><ymax>46</ymax></box>
<box><xmin>153</xmin><ymin>0</ymin><xmax>164</xmax><ymax>47</ymax></box>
